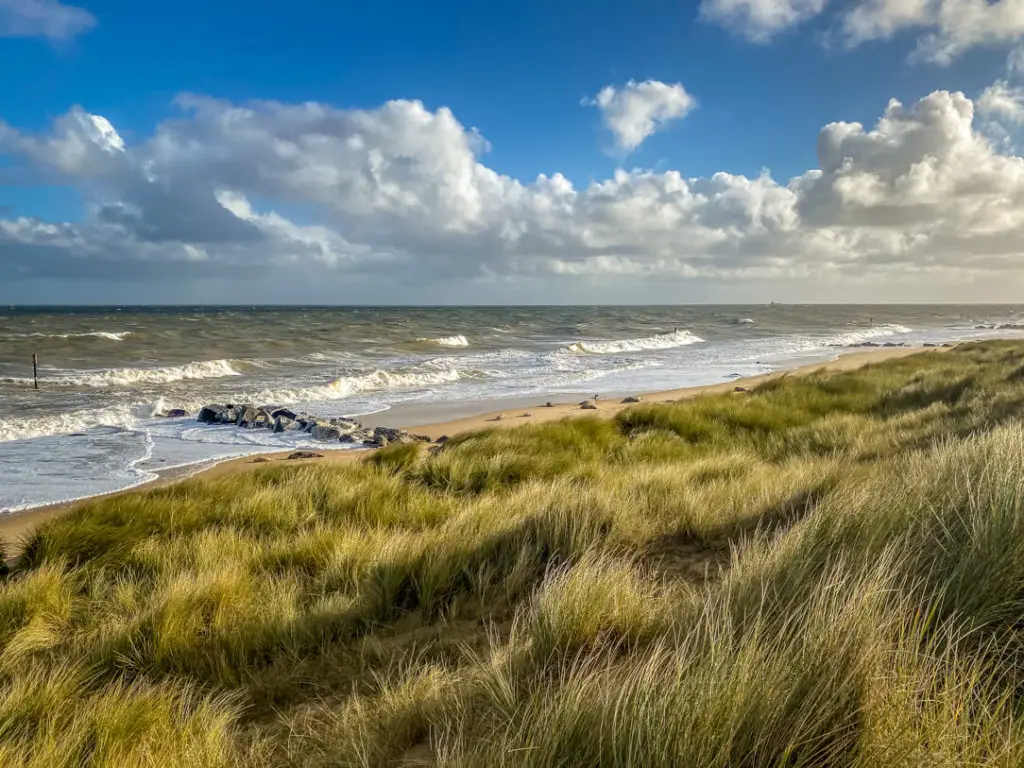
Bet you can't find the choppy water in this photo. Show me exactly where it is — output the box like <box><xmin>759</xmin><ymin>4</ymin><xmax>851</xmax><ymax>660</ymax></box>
<box><xmin>2</xmin><ymin>305</ymin><xmax>1022</xmax><ymax>511</ymax></box>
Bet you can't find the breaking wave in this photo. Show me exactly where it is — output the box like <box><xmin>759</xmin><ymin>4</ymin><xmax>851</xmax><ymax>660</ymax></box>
<box><xmin>0</xmin><ymin>401</ymin><xmax>171</xmax><ymax>443</ymax></box>
<box><xmin>250</xmin><ymin>364</ymin><xmax>471</xmax><ymax>404</ymax></box>
<box><xmin>417</xmin><ymin>335</ymin><xmax>469</xmax><ymax>347</ymax></box>
<box><xmin>5</xmin><ymin>331</ymin><xmax>132</xmax><ymax>341</ymax></box>
<box><xmin>562</xmin><ymin>329</ymin><xmax>705</xmax><ymax>355</ymax></box>
<box><xmin>3</xmin><ymin>359</ymin><xmax>243</xmax><ymax>388</ymax></box>
<box><xmin>825</xmin><ymin>325</ymin><xmax>913</xmax><ymax>347</ymax></box>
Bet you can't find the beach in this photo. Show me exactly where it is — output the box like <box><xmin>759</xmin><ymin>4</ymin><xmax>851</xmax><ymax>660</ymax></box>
<box><xmin>0</xmin><ymin>346</ymin><xmax>923</xmax><ymax>550</ymax></box>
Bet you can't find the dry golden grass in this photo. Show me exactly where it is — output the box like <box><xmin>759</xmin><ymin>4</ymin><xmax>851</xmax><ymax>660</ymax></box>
<box><xmin>5</xmin><ymin>340</ymin><xmax>1024</xmax><ymax>765</ymax></box>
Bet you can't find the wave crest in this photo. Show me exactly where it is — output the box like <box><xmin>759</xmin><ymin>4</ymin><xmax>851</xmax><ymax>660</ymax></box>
<box><xmin>5</xmin><ymin>359</ymin><xmax>243</xmax><ymax>388</ymax></box>
<box><xmin>0</xmin><ymin>402</ymin><xmax>169</xmax><ymax>443</ymax></box>
<box><xmin>562</xmin><ymin>329</ymin><xmax>704</xmax><ymax>355</ymax></box>
<box><xmin>5</xmin><ymin>331</ymin><xmax>132</xmax><ymax>341</ymax></box>
<box><xmin>252</xmin><ymin>364</ymin><xmax>468</xmax><ymax>404</ymax></box>
<box><xmin>417</xmin><ymin>335</ymin><xmax>469</xmax><ymax>347</ymax></box>
<box><xmin>825</xmin><ymin>324</ymin><xmax>912</xmax><ymax>347</ymax></box>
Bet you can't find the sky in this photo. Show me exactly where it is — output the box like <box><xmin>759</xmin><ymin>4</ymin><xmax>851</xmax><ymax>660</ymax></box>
<box><xmin>2</xmin><ymin>0</ymin><xmax>1024</xmax><ymax>304</ymax></box>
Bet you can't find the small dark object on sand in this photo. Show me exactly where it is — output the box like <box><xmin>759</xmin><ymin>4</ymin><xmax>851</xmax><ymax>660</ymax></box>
<box><xmin>545</xmin><ymin>401</ymin><xmax>554</xmax><ymax>408</ymax></box>
<box><xmin>436</xmin><ymin>435</ymin><xmax>450</xmax><ymax>443</ymax></box>
<box><xmin>520</xmin><ymin>412</ymin><xmax>532</xmax><ymax>418</ymax></box>
<box><xmin>287</xmin><ymin>451</ymin><xmax>323</xmax><ymax>460</ymax></box>
<box><xmin>490</xmin><ymin>414</ymin><xmax>505</xmax><ymax>421</ymax></box>
<box><xmin>579</xmin><ymin>400</ymin><xmax>597</xmax><ymax>410</ymax></box>
<box><xmin>621</xmin><ymin>395</ymin><xmax>642</xmax><ymax>404</ymax></box>
<box><xmin>251</xmin><ymin>456</ymin><xmax>272</xmax><ymax>463</ymax></box>
<box><xmin>734</xmin><ymin>386</ymin><xmax>749</xmax><ymax>393</ymax></box>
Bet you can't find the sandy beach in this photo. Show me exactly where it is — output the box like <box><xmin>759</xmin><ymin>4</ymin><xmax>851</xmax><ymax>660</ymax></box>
<box><xmin>0</xmin><ymin>346</ymin><xmax>927</xmax><ymax>550</ymax></box>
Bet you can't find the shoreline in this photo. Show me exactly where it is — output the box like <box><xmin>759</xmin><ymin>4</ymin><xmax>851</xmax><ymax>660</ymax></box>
<box><xmin>0</xmin><ymin>346</ymin><xmax>928</xmax><ymax>549</ymax></box>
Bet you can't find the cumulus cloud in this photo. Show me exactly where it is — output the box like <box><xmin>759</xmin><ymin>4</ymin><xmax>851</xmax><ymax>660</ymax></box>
<box><xmin>0</xmin><ymin>0</ymin><xmax>95</xmax><ymax>40</ymax></box>
<box><xmin>699</xmin><ymin>0</ymin><xmax>828</xmax><ymax>42</ymax></box>
<box><xmin>584</xmin><ymin>80</ymin><xmax>696</xmax><ymax>151</ymax></box>
<box><xmin>4</xmin><ymin>87</ymin><xmax>1024</xmax><ymax>295</ymax></box>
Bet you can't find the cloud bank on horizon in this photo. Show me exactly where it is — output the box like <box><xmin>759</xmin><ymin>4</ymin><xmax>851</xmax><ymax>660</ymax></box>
<box><xmin>3</xmin><ymin>0</ymin><xmax>1024</xmax><ymax>302</ymax></box>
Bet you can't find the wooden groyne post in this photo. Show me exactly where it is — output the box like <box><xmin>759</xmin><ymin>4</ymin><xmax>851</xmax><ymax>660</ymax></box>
<box><xmin>32</xmin><ymin>353</ymin><xmax>38</xmax><ymax>389</ymax></box>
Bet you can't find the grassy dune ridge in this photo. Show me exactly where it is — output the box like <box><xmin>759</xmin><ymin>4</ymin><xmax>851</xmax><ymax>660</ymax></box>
<box><xmin>6</xmin><ymin>341</ymin><xmax>1024</xmax><ymax>765</ymax></box>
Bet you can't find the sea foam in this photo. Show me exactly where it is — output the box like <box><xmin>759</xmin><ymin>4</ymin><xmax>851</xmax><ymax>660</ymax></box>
<box><xmin>4</xmin><ymin>331</ymin><xmax>132</xmax><ymax>341</ymax></box>
<box><xmin>562</xmin><ymin>329</ymin><xmax>705</xmax><ymax>354</ymax></box>
<box><xmin>7</xmin><ymin>359</ymin><xmax>244</xmax><ymax>388</ymax></box>
<box><xmin>417</xmin><ymin>335</ymin><xmax>470</xmax><ymax>347</ymax></box>
<box><xmin>249</xmin><ymin>364</ymin><xmax>469</xmax><ymax>405</ymax></box>
<box><xmin>825</xmin><ymin>324</ymin><xmax>913</xmax><ymax>347</ymax></box>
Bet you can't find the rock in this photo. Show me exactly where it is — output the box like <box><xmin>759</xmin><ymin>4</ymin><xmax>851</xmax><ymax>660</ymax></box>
<box><xmin>545</xmin><ymin>401</ymin><xmax>554</xmax><ymax>408</ymax></box>
<box><xmin>365</xmin><ymin>434</ymin><xmax>389</xmax><ymax>448</ymax></box>
<box><xmin>237</xmin><ymin>406</ymin><xmax>272</xmax><ymax>429</ymax></box>
<box><xmin>734</xmin><ymin>386</ymin><xmax>749</xmax><ymax>392</ymax></box>
<box><xmin>311</xmin><ymin>423</ymin><xmax>344</xmax><ymax>441</ymax></box>
<box><xmin>490</xmin><ymin>414</ymin><xmax>505</xmax><ymax>421</ymax></box>
<box><xmin>198</xmin><ymin>405</ymin><xmax>227</xmax><ymax>424</ymax></box>
<box><xmin>221</xmin><ymin>404</ymin><xmax>244</xmax><ymax>424</ymax></box>
<box><xmin>163</xmin><ymin>408</ymin><xmax>189</xmax><ymax>418</ymax></box>
<box><xmin>942</xmin><ymin>342</ymin><xmax>955</xmax><ymax>348</ymax></box>
<box><xmin>273</xmin><ymin>415</ymin><xmax>296</xmax><ymax>433</ymax></box>
<box><xmin>579</xmin><ymin>400</ymin><xmax>597</xmax><ymax>410</ymax></box>
<box><xmin>621</xmin><ymin>396</ymin><xmax>642</xmax><ymax>404</ymax></box>
<box><xmin>271</xmin><ymin>408</ymin><xmax>297</xmax><ymax>421</ymax></box>
<box><xmin>427</xmin><ymin>445</ymin><xmax>443</xmax><ymax>455</ymax></box>
<box><xmin>923</xmin><ymin>342</ymin><xmax>938</xmax><ymax>347</ymax></box>
<box><xmin>520</xmin><ymin>412</ymin><xmax>532</xmax><ymax>418</ymax></box>
<box><xmin>436</xmin><ymin>435</ymin><xmax>450</xmax><ymax>444</ymax></box>
<box><xmin>330</xmin><ymin>417</ymin><xmax>360</xmax><ymax>429</ymax></box>
<box><xmin>250</xmin><ymin>456</ymin><xmax>271</xmax><ymax>463</ymax></box>
<box><xmin>69</xmin><ymin>432</ymin><xmax>87</xmax><ymax>437</ymax></box>
<box><xmin>374</xmin><ymin>426</ymin><xmax>407</xmax><ymax>443</ymax></box>
<box><xmin>287</xmin><ymin>451</ymin><xmax>323</xmax><ymax>460</ymax></box>
<box><xmin>412</xmin><ymin>434</ymin><xmax>432</xmax><ymax>442</ymax></box>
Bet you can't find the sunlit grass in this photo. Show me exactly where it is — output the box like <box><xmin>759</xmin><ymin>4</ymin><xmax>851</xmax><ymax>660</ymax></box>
<box><xmin>5</xmin><ymin>341</ymin><xmax>1024</xmax><ymax>765</ymax></box>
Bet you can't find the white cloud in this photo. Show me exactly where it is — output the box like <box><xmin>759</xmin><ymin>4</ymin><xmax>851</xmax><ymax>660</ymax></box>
<box><xmin>1009</xmin><ymin>44</ymin><xmax>1024</xmax><ymax>76</ymax></box>
<box><xmin>584</xmin><ymin>80</ymin><xmax>696</xmax><ymax>151</ymax></box>
<box><xmin>5</xmin><ymin>88</ymin><xmax>1024</xmax><ymax>296</ymax></box>
<box><xmin>0</xmin><ymin>0</ymin><xmax>95</xmax><ymax>40</ymax></box>
<box><xmin>699</xmin><ymin>0</ymin><xmax>828</xmax><ymax>42</ymax></box>
<box><xmin>841</xmin><ymin>0</ymin><xmax>1024</xmax><ymax>64</ymax></box>
<box><xmin>700</xmin><ymin>0</ymin><xmax>1024</xmax><ymax>63</ymax></box>
<box><xmin>979</xmin><ymin>81</ymin><xmax>1024</xmax><ymax>125</ymax></box>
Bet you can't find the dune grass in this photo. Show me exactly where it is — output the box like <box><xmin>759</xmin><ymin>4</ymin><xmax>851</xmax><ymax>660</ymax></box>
<box><xmin>6</xmin><ymin>341</ymin><xmax>1024</xmax><ymax>765</ymax></box>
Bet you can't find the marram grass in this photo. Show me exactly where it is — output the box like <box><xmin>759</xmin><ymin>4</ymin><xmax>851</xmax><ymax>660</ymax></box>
<box><xmin>5</xmin><ymin>341</ymin><xmax>1024</xmax><ymax>765</ymax></box>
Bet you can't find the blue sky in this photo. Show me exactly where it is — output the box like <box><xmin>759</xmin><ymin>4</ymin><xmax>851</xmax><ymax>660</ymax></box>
<box><xmin>2</xmin><ymin>0</ymin><xmax>1024</xmax><ymax>303</ymax></box>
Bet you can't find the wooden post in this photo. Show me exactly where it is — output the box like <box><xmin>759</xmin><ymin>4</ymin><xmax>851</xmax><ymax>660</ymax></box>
<box><xmin>32</xmin><ymin>354</ymin><xmax>38</xmax><ymax>390</ymax></box>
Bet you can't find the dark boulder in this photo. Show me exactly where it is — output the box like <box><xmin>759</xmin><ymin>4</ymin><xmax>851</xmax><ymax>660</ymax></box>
<box><xmin>163</xmin><ymin>408</ymin><xmax>189</xmax><ymax>418</ymax></box>
<box><xmin>236</xmin><ymin>405</ymin><xmax>262</xmax><ymax>428</ymax></box>
<box><xmin>311</xmin><ymin>423</ymin><xmax>344</xmax><ymax>441</ymax></box>
<box><xmin>621</xmin><ymin>396</ymin><xmax>642</xmax><ymax>404</ymax></box>
<box><xmin>271</xmin><ymin>408</ymin><xmax>297</xmax><ymax>421</ymax></box>
<box><xmin>198</xmin><ymin>405</ymin><xmax>227</xmax><ymax>424</ymax></box>
<box><xmin>273</xmin><ymin>415</ymin><xmax>296</xmax><ymax>433</ymax></box>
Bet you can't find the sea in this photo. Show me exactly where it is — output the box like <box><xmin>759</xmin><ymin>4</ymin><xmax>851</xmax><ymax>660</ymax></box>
<box><xmin>2</xmin><ymin>305</ymin><xmax>1023</xmax><ymax>513</ymax></box>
